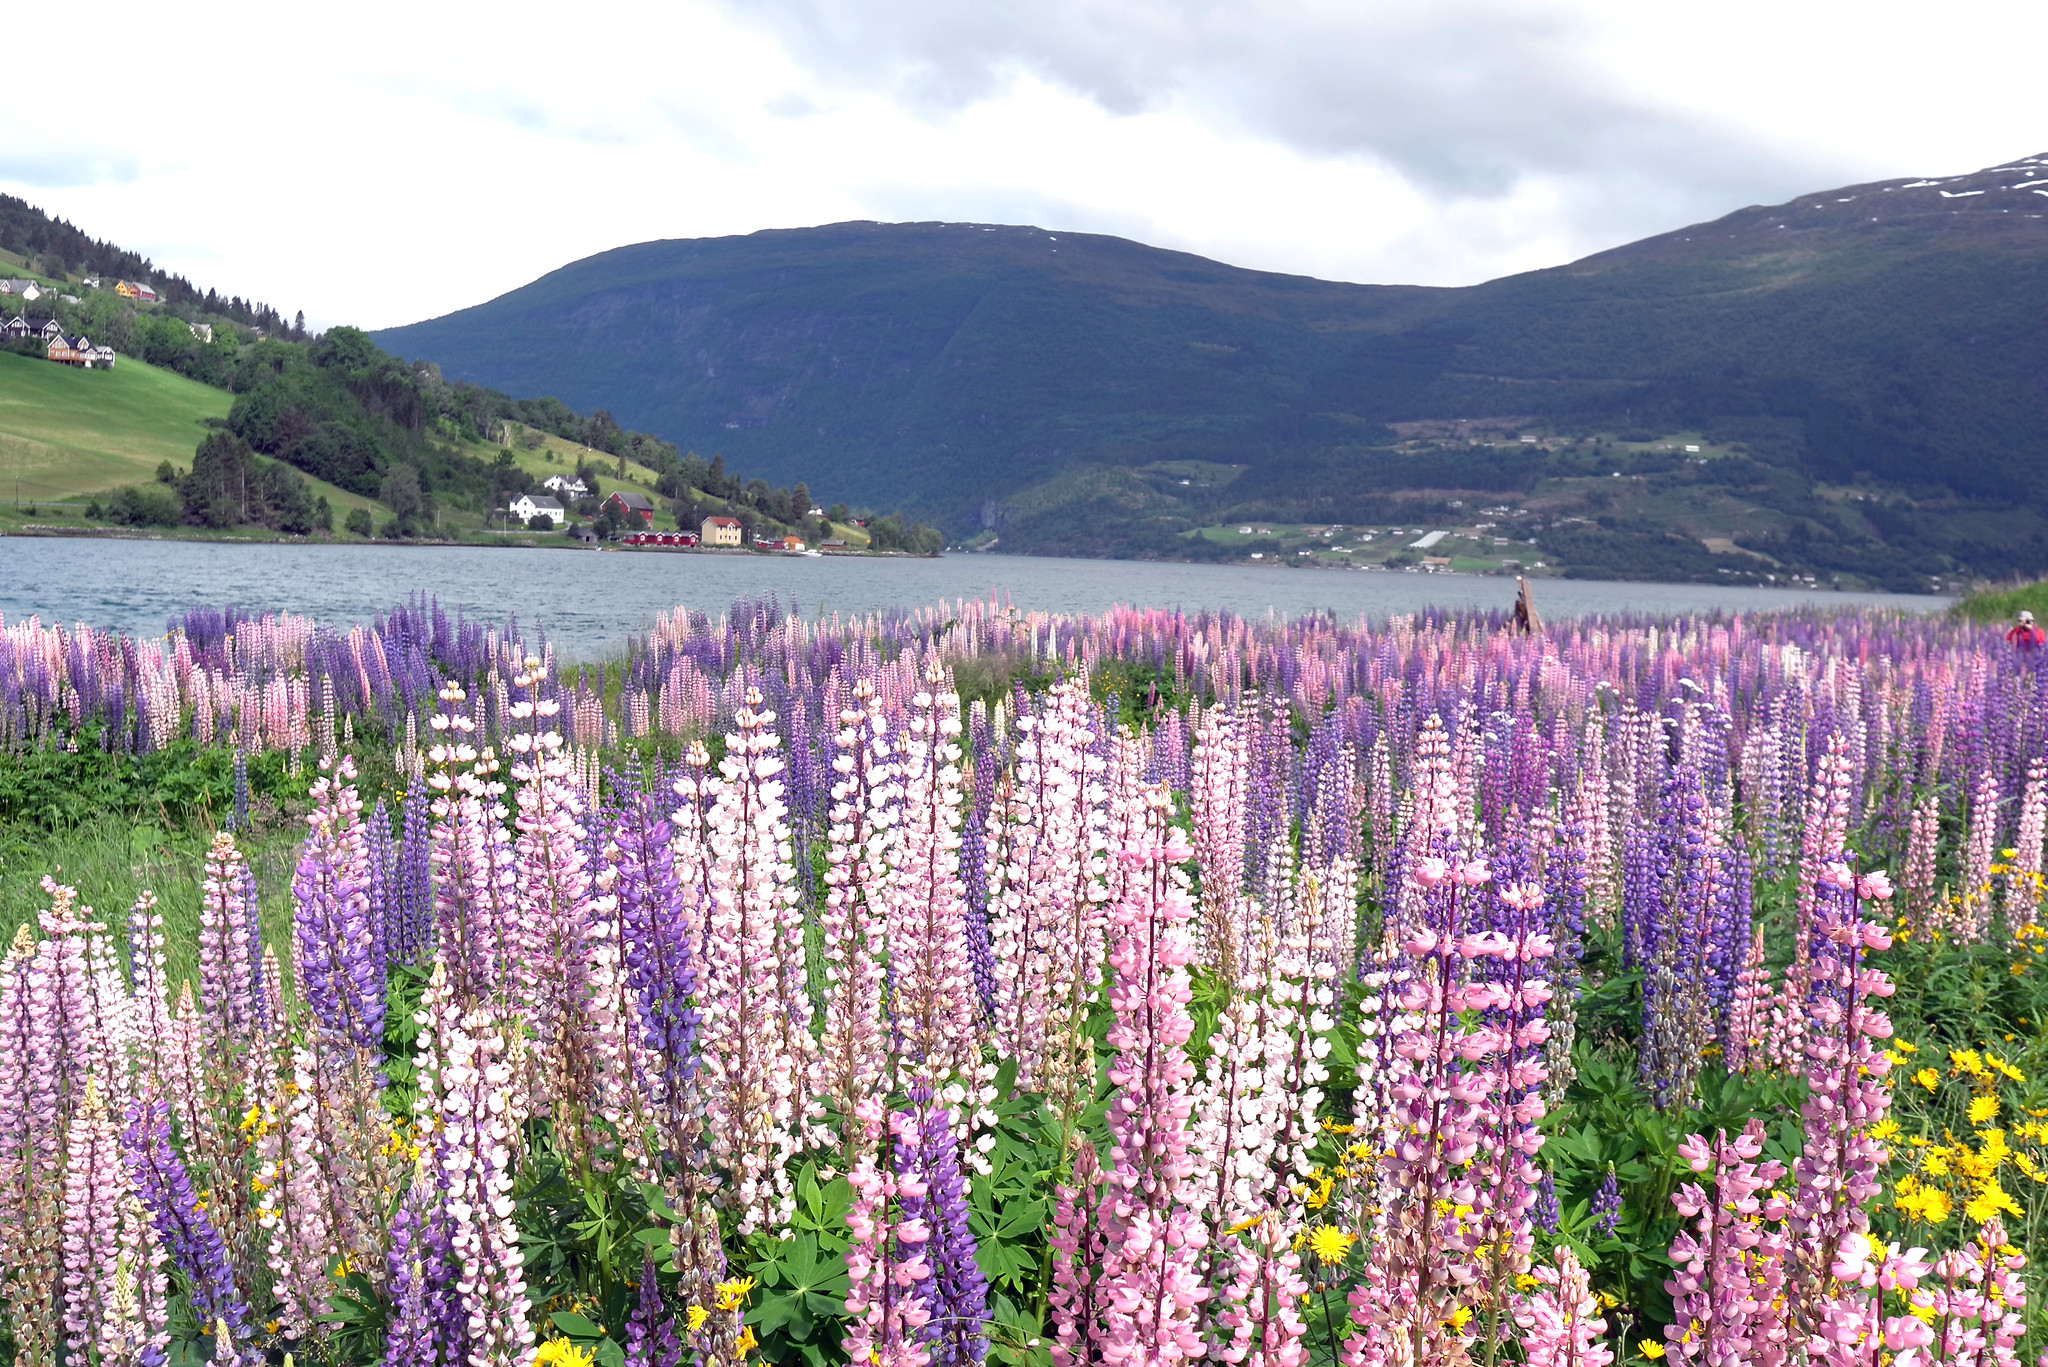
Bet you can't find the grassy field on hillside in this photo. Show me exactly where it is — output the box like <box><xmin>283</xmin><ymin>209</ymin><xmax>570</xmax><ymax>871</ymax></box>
<box><xmin>0</xmin><ymin>353</ymin><xmax>383</xmax><ymax>519</ymax></box>
<box><xmin>0</xmin><ymin>352</ymin><xmax>229</xmax><ymax>501</ymax></box>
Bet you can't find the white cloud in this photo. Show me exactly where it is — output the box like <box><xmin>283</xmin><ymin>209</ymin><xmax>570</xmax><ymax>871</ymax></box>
<box><xmin>3</xmin><ymin>0</ymin><xmax>2043</xmax><ymax>330</ymax></box>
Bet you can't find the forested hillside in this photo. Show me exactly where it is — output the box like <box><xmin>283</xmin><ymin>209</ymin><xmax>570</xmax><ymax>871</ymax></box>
<box><xmin>1</xmin><ymin>190</ymin><xmax>920</xmax><ymax>544</ymax></box>
<box><xmin>374</xmin><ymin>153</ymin><xmax>2048</xmax><ymax>585</ymax></box>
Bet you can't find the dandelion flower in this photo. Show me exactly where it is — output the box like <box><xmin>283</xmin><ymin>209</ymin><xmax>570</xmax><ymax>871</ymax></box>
<box><xmin>1306</xmin><ymin>1226</ymin><xmax>1357</xmax><ymax>1266</ymax></box>
<box><xmin>536</xmin><ymin>1340</ymin><xmax>596</xmax><ymax>1367</ymax></box>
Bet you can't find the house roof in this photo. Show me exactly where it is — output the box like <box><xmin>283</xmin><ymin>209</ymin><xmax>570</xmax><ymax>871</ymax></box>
<box><xmin>704</xmin><ymin>515</ymin><xmax>741</xmax><ymax>527</ymax></box>
<box><xmin>517</xmin><ymin>495</ymin><xmax>564</xmax><ymax>513</ymax></box>
<box><xmin>607</xmin><ymin>490</ymin><xmax>656</xmax><ymax>510</ymax></box>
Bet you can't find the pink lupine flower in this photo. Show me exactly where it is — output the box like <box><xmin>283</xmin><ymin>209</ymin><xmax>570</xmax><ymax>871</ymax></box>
<box><xmin>884</xmin><ymin>662</ymin><xmax>983</xmax><ymax>1090</ymax></box>
<box><xmin>1212</xmin><ymin>1212</ymin><xmax>1309</xmax><ymax>1367</ymax></box>
<box><xmin>1095</xmin><ymin>785</ymin><xmax>1210</xmax><ymax>1363</ymax></box>
<box><xmin>694</xmin><ymin>687</ymin><xmax>814</xmax><ymax>1234</ymax></box>
<box><xmin>990</xmin><ymin>678</ymin><xmax>1110</xmax><ymax>1098</ymax></box>
<box><xmin>1662</xmin><ymin>1120</ymin><xmax>1791</xmax><ymax>1365</ymax></box>
<box><xmin>1515</xmin><ymin>1247</ymin><xmax>1613</xmax><ymax>1367</ymax></box>
<box><xmin>413</xmin><ymin>959</ymin><xmax>534</xmax><ymax>1366</ymax></box>
<box><xmin>815</xmin><ymin>680</ymin><xmax>894</xmax><ymax>1149</ymax></box>
<box><xmin>842</xmin><ymin>1095</ymin><xmax>934</xmax><ymax>1367</ymax></box>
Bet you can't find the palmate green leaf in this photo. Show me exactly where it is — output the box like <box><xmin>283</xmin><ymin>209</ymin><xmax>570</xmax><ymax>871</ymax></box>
<box><xmin>975</xmin><ymin>1236</ymin><xmax>1038</xmax><ymax>1292</ymax></box>
<box><xmin>994</xmin><ymin>1197</ymin><xmax>1047</xmax><ymax>1240</ymax></box>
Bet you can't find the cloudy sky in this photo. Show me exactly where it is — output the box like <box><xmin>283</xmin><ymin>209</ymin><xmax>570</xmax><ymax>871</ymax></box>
<box><xmin>5</xmin><ymin>0</ymin><xmax>2041</xmax><ymax>329</ymax></box>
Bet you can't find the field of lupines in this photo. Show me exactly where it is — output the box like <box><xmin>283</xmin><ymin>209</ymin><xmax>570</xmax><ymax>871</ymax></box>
<box><xmin>1</xmin><ymin>594</ymin><xmax>2046</xmax><ymax>1367</ymax></box>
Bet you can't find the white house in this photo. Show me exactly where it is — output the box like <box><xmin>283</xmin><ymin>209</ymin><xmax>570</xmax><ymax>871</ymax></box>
<box><xmin>188</xmin><ymin>322</ymin><xmax>213</xmax><ymax>343</ymax></box>
<box><xmin>508</xmin><ymin>493</ymin><xmax>566</xmax><ymax>527</ymax></box>
<box><xmin>0</xmin><ymin>280</ymin><xmax>43</xmax><ymax>301</ymax></box>
<box><xmin>542</xmin><ymin>474</ymin><xmax>589</xmax><ymax>498</ymax></box>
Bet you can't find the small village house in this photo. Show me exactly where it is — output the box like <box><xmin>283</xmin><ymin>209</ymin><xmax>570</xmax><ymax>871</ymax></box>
<box><xmin>542</xmin><ymin>474</ymin><xmax>589</xmax><ymax>498</ymax></box>
<box><xmin>0</xmin><ymin>280</ymin><xmax>43</xmax><ymax>301</ymax></box>
<box><xmin>187</xmin><ymin>322</ymin><xmax>213</xmax><ymax>343</ymax></box>
<box><xmin>5</xmin><ymin>317</ymin><xmax>65</xmax><ymax>343</ymax></box>
<box><xmin>702</xmin><ymin>515</ymin><xmax>743</xmax><ymax>547</ymax></box>
<box><xmin>46</xmin><ymin>334</ymin><xmax>111</xmax><ymax>368</ymax></box>
<box><xmin>603</xmin><ymin>490</ymin><xmax>657</xmax><ymax>526</ymax></box>
<box><xmin>507</xmin><ymin>493</ymin><xmax>566</xmax><ymax>527</ymax></box>
<box><xmin>781</xmin><ymin>534</ymin><xmax>806</xmax><ymax>552</ymax></box>
<box><xmin>114</xmin><ymin>281</ymin><xmax>159</xmax><ymax>302</ymax></box>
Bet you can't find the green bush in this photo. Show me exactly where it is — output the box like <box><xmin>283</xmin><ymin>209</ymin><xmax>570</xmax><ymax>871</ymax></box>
<box><xmin>105</xmin><ymin>483</ymin><xmax>183</xmax><ymax>527</ymax></box>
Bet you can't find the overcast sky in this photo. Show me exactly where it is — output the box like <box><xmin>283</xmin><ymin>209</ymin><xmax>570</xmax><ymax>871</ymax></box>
<box><xmin>5</xmin><ymin>0</ymin><xmax>2042</xmax><ymax>330</ymax></box>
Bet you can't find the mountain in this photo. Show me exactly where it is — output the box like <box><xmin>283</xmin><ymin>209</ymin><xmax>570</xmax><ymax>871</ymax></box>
<box><xmin>373</xmin><ymin>154</ymin><xmax>2048</xmax><ymax>586</ymax></box>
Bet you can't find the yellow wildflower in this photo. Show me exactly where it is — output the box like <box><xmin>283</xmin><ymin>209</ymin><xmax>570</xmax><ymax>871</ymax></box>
<box><xmin>1893</xmin><ymin>1039</ymin><xmax>1918</xmax><ymax>1054</ymax></box>
<box><xmin>1306</xmin><ymin>1226</ymin><xmax>1358</xmax><ymax>1266</ymax></box>
<box><xmin>737</xmin><ymin>1326</ymin><xmax>758</xmax><ymax>1355</ymax></box>
<box><xmin>535</xmin><ymin>1341</ymin><xmax>597</xmax><ymax>1367</ymax></box>
<box><xmin>1914</xmin><ymin>1068</ymin><xmax>1940</xmax><ymax>1092</ymax></box>
<box><xmin>713</xmin><ymin>1276</ymin><xmax>756</xmax><ymax>1313</ymax></box>
<box><xmin>1895</xmin><ymin>1183</ymin><xmax>1951</xmax><ymax>1225</ymax></box>
<box><xmin>1445</xmin><ymin>1307</ymin><xmax>1474</xmax><ymax>1331</ymax></box>
<box><xmin>1965</xmin><ymin>1180</ymin><xmax>2022</xmax><ymax>1223</ymax></box>
<box><xmin>1870</xmin><ymin>1119</ymin><xmax>1901</xmax><ymax>1143</ymax></box>
<box><xmin>1640</xmin><ymin>1341</ymin><xmax>1668</xmax><ymax>1359</ymax></box>
<box><xmin>685</xmin><ymin>1305</ymin><xmax>709</xmax><ymax>1332</ymax></box>
<box><xmin>1969</xmin><ymin>1096</ymin><xmax>2000</xmax><ymax>1126</ymax></box>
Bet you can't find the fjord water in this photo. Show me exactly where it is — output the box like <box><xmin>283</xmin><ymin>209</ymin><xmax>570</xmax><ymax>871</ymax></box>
<box><xmin>1</xmin><ymin>540</ymin><xmax>1946</xmax><ymax>659</ymax></box>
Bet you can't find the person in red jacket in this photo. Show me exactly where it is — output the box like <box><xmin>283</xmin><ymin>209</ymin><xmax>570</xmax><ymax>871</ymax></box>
<box><xmin>2007</xmin><ymin>610</ymin><xmax>2046</xmax><ymax>650</ymax></box>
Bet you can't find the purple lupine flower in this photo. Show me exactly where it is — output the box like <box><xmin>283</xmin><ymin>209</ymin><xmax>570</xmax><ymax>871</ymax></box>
<box><xmin>895</xmin><ymin>1083</ymin><xmax>989</xmax><ymax>1367</ymax></box>
<box><xmin>293</xmin><ymin>756</ymin><xmax>385</xmax><ymax>1048</ymax></box>
<box><xmin>623</xmin><ymin>1248</ymin><xmax>684</xmax><ymax>1367</ymax></box>
<box><xmin>960</xmin><ymin>706</ymin><xmax>999</xmax><ymax>1023</ymax></box>
<box><xmin>1534</xmin><ymin>1169</ymin><xmax>1561</xmax><ymax>1235</ymax></box>
<box><xmin>384</xmin><ymin>1180</ymin><xmax>436</xmax><ymax>1366</ymax></box>
<box><xmin>399</xmin><ymin>781</ymin><xmax>434</xmax><ymax>961</ymax></box>
<box><xmin>1592</xmin><ymin>1167</ymin><xmax>1622</xmax><ymax>1238</ymax></box>
<box><xmin>613</xmin><ymin>789</ymin><xmax>699</xmax><ymax>1092</ymax></box>
<box><xmin>121</xmin><ymin>1097</ymin><xmax>255</xmax><ymax>1362</ymax></box>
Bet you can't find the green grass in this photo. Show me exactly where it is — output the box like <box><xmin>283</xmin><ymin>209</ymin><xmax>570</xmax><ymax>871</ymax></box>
<box><xmin>0</xmin><ymin>351</ymin><xmax>230</xmax><ymax>501</ymax></box>
<box><xmin>0</xmin><ymin>351</ymin><xmax>391</xmax><ymax>520</ymax></box>
<box><xmin>1953</xmin><ymin>579</ymin><xmax>2048</xmax><ymax>623</ymax></box>
<box><xmin>0</xmin><ymin>815</ymin><xmax>299</xmax><ymax>998</ymax></box>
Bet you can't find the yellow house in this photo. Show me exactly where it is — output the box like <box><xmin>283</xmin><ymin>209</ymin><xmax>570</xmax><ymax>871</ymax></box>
<box><xmin>702</xmin><ymin>515</ymin><xmax>743</xmax><ymax>547</ymax></box>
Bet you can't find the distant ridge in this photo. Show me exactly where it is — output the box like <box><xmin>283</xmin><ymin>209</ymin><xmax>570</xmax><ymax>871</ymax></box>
<box><xmin>374</xmin><ymin>155</ymin><xmax>2048</xmax><ymax>584</ymax></box>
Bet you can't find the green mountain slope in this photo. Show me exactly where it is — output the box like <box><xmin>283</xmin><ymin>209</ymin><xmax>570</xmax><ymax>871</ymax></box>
<box><xmin>373</xmin><ymin>154</ymin><xmax>2048</xmax><ymax>584</ymax></box>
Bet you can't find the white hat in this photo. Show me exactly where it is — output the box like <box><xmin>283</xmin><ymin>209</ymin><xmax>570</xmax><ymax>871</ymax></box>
<box><xmin>2022</xmin><ymin>611</ymin><xmax>2036</xmax><ymax>624</ymax></box>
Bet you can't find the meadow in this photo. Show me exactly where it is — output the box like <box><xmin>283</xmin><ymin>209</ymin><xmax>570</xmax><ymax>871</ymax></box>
<box><xmin>0</xmin><ymin>595</ymin><xmax>2042</xmax><ymax>1367</ymax></box>
<box><xmin>0</xmin><ymin>354</ymin><xmax>379</xmax><ymax>524</ymax></box>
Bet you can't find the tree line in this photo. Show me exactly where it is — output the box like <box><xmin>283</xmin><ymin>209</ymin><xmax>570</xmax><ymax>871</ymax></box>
<box><xmin>0</xmin><ymin>193</ymin><xmax>307</xmax><ymax>339</ymax></box>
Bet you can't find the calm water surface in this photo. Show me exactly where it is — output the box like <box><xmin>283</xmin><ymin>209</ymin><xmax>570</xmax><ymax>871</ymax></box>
<box><xmin>1</xmin><ymin>539</ymin><xmax>1950</xmax><ymax>659</ymax></box>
